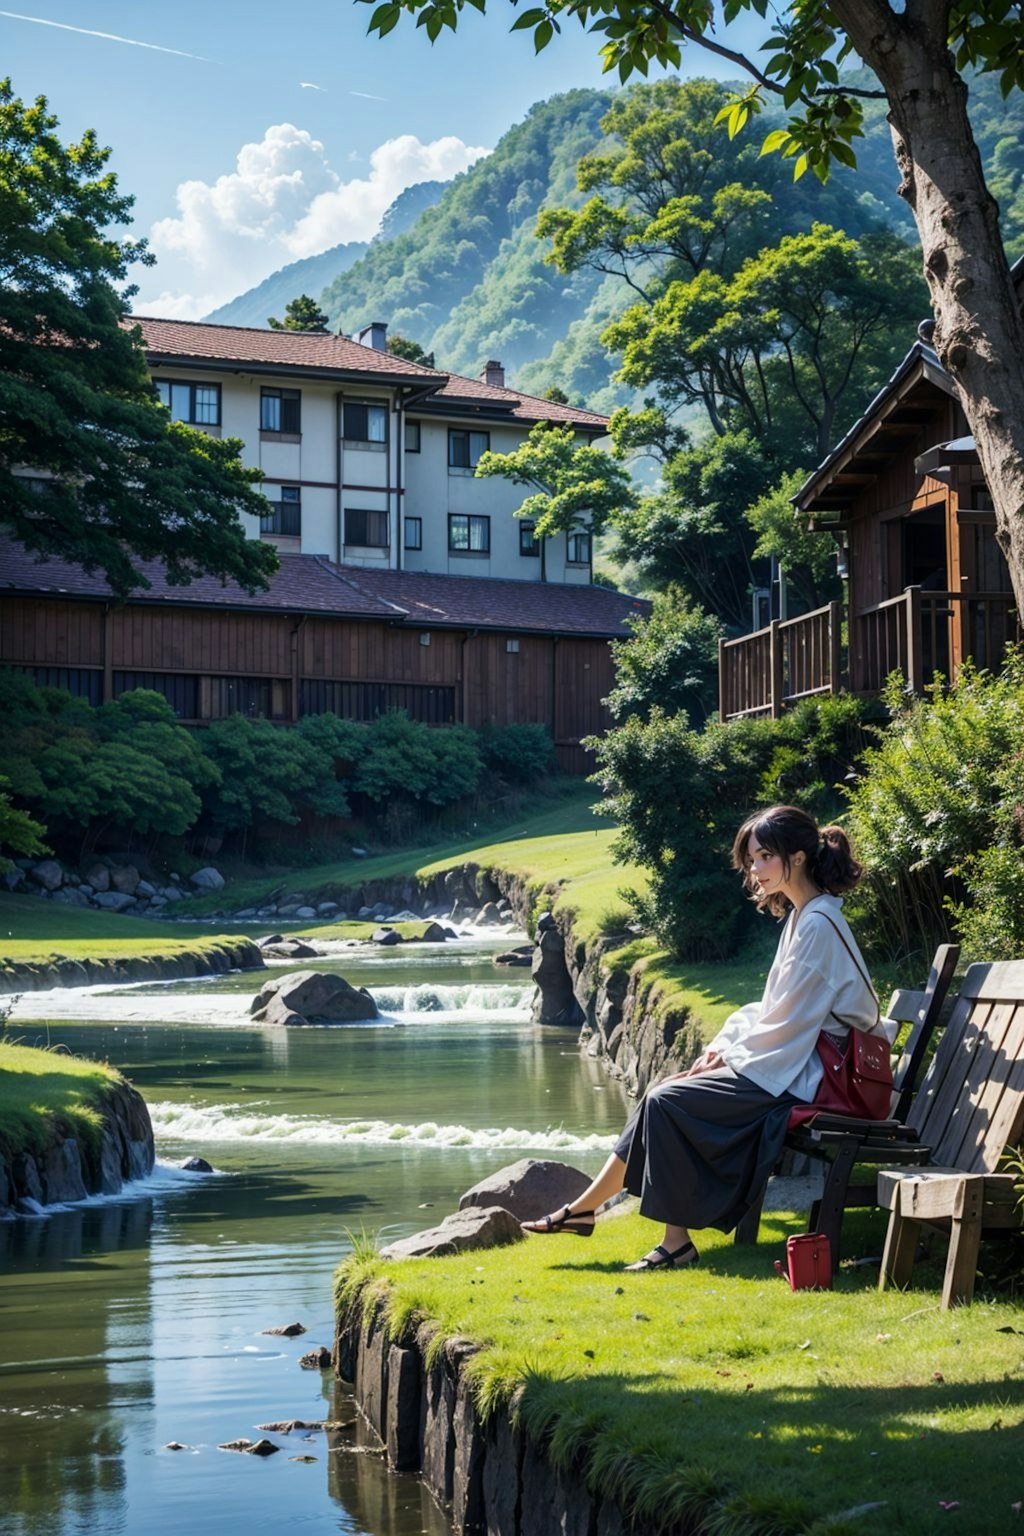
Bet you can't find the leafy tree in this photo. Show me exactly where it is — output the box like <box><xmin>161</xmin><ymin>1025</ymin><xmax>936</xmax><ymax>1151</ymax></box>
<box><xmin>0</xmin><ymin>778</ymin><xmax>46</xmax><ymax>871</ymax></box>
<box><xmin>361</xmin><ymin>0</ymin><xmax>1024</xmax><ymax>633</ymax></box>
<box><xmin>200</xmin><ymin>716</ymin><xmax>331</xmax><ymax>835</ymax></box>
<box><xmin>475</xmin><ymin>423</ymin><xmax>635</xmax><ymax>568</ymax></box>
<box><xmin>0</xmin><ymin>674</ymin><xmax>215</xmax><ymax>852</ymax></box>
<box><xmin>352</xmin><ymin>711</ymin><xmax>482</xmax><ymax>805</ymax></box>
<box><xmin>745</xmin><ymin>469</ymin><xmax>841</xmax><ymax>612</ymax></box>
<box><xmin>543</xmin><ymin>385</ymin><xmax>570</xmax><ymax>404</ymax></box>
<box><xmin>0</xmin><ymin>80</ymin><xmax>277</xmax><ymax>598</ymax></box>
<box><xmin>607</xmin><ymin>588</ymin><xmax>723</xmax><ymax>726</ymax></box>
<box><xmin>268</xmin><ymin>294</ymin><xmax>330</xmax><ymax>331</ymax></box>
<box><xmin>387</xmin><ymin>332</ymin><xmax>435</xmax><ymax>366</ymax></box>
<box><xmin>606</xmin><ymin>223</ymin><xmax>925</xmax><ymax>461</ymax></box>
<box><xmin>610</xmin><ymin>429</ymin><xmax>771</xmax><ymax>627</ymax></box>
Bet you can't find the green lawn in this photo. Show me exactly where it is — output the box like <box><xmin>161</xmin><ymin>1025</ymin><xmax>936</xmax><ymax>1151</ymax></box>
<box><xmin>340</xmin><ymin>1212</ymin><xmax>1024</xmax><ymax>1536</ymax></box>
<box><xmin>0</xmin><ymin>1040</ymin><xmax>122</xmax><ymax>1161</ymax></box>
<box><xmin>0</xmin><ymin>893</ymin><xmax>255</xmax><ymax>971</ymax></box>
<box><xmin>173</xmin><ymin>784</ymin><xmax>617</xmax><ymax>918</ymax></box>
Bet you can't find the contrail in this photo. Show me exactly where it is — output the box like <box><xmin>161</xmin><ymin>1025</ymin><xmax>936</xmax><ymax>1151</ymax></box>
<box><xmin>350</xmin><ymin>90</ymin><xmax>387</xmax><ymax>101</ymax></box>
<box><xmin>0</xmin><ymin>10</ymin><xmax>213</xmax><ymax>61</ymax></box>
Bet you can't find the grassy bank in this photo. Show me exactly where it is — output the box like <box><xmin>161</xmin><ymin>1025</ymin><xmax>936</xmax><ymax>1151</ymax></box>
<box><xmin>174</xmin><ymin>785</ymin><xmax>619</xmax><ymax>920</ymax></box>
<box><xmin>0</xmin><ymin>1040</ymin><xmax>122</xmax><ymax>1162</ymax></box>
<box><xmin>0</xmin><ymin>894</ymin><xmax>258</xmax><ymax>974</ymax></box>
<box><xmin>339</xmin><ymin>1215</ymin><xmax>1024</xmax><ymax>1536</ymax></box>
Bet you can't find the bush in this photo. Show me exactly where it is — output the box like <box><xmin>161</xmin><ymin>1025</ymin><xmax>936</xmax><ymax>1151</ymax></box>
<box><xmin>593</xmin><ymin>693</ymin><xmax>873</xmax><ymax>959</ymax></box>
<box><xmin>845</xmin><ymin>660</ymin><xmax>1024</xmax><ymax>963</ymax></box>
<box><xmin>478</xmin><ymin>723</ymin><xmax>557</xmax><ymax>785</ymax></box>
<box><xmin>353</xmin><ymin>711</ymin><xmax>483</xmax><ymax>807</ymax></box>
<box><xmin>607</xmin><ymin>588</ymin><xmax>723</xmax><ymax>728</ymax></box>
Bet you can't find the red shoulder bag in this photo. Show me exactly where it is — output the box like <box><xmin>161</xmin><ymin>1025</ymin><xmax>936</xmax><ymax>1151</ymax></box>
<box><xmin>788</xmin><ymin>915</ymin><xmax>892</xmax><ymax>1129</ymax></box>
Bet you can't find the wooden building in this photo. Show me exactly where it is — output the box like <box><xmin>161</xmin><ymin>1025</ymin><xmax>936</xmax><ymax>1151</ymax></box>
<box><xmin>720</xmin><ymin>334</ymin><xmax>1021</xmax><ymax>720</ymax></box>
<box><xmin>0</xmin><ymin>539</ymin><xmax>646</xmax><ymax>773</ymax></box>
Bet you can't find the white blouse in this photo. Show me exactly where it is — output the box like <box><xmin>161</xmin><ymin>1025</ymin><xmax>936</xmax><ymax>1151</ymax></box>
<box><xmin>707</xmin><ymin>893</ymin><xmax>879</xmax><ymax>1101</ymax></box>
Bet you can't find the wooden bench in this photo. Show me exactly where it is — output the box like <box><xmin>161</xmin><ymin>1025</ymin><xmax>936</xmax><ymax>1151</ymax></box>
<box><xmin>734</xmin><ymin>942</ymin><xmax>961</xmax><ymax>1265</ymax></box>
<box><xmin>877</xmin><ymin>958</ymin><xmax>1024</xmax><ymax>1306</ymax></box>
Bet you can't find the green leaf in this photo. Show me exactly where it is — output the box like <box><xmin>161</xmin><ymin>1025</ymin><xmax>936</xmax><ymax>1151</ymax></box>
<box><xmin>759</xmin><ymin>128</ymin><xmax>791</xmax><ymax>155</ymax></box>
<box><xmin>510</xmin><ymin>8</ymin><xmax>547</xmax><ymax>30</ymax></box>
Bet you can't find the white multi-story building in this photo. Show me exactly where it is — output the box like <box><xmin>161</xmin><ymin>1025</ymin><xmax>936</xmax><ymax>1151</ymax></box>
<box><xmin>136</xmin><ymin>317</ymin><xmax>608</xmax><ymax>583</ymax></box>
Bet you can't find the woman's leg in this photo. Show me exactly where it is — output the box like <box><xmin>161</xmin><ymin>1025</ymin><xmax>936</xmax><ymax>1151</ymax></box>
<box><xmin>521</xmin><ymin>1151</ymin><xmax>627</xmax><ymax>1232</ymax></box>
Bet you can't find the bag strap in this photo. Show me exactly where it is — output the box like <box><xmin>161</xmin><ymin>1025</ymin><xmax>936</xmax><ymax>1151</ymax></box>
<box><xmin>805</xmin><ymin>909</ymin><xmax>881</xmax><ymax>1030</ymax></box>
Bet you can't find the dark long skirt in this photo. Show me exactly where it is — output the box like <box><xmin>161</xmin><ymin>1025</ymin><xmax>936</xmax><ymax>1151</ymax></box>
<box><xmin>612</xmin><ymin>1066</ymin><xmax>799</xmax><ymax>1233</ymax></box>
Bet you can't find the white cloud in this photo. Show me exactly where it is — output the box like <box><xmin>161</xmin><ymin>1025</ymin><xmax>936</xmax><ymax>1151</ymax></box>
<box><xmin>135</xmin><ymin>122</ymin><xmax>490</xmax><ymax>319</ymax></box>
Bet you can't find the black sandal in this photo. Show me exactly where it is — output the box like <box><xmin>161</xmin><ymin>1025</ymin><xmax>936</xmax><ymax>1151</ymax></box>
<box><xmin>521</xmin><ymin>1204</ymin><xmax>595</xmax><ymax>1237</ymax></box>
<box><xmin>624</xmin><ymin>1240</ymin><xmax>699</xmax><ymax>1272</ymax></box>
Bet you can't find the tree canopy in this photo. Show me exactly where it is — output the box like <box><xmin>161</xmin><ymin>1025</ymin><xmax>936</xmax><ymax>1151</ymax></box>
<box><xmin>360</xmin><ymin>0</ymin><xmax>1024</xmax><ymax>618</ymax></box>
<box><xmin>268</xmin><ymin>294</ymin><xmax>330</xmax><ymax>331</ymax></box>
<box><xmin>0</xmin><ymin>80</ymin><xmax>277</xmax><ymax>597</ymax></box>
<box><xmin>475</xmin><ymin>421</ymin><xmax>636</xmax><ymax>539</ymax></box>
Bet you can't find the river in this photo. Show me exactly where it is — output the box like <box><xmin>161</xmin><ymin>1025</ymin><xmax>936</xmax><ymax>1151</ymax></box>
<box><xmin>0</xmin><ymin>936</ymin><xmax>630</xmax><ymax>1536</ymax></box>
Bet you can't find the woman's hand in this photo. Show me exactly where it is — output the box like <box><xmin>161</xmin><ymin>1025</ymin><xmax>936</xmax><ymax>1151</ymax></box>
<box><xmin>683</xmin><ymin>1049</ymin><xmax>726</xmax><ymax>1078</ymax></box>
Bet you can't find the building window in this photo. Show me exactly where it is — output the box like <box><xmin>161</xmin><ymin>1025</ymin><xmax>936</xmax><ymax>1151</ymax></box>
<box><xmin>343</xmin><ymin>401</ymin><xmax>387</xmax><ymax>444</ymax></box>
<box><xmin>208</xmin><ymin>676</ymin><xmax>288</xmax><ymax>721</ymax></box>
<box><xmin>113</xmin><ymin>671</ymin><xmax>199</xmax><ymax>719</ymax></box>
<box><xmin>448</xmin><ymin>428</ymin><xmax>489</xmax><ymax>470</ymax></box>
<box><xmin>404</xmin><ymin>419</ymin><xmax>421</xmax><ymax>452</ymax></box>
<box><xmin>260</xmin><ymin>387</ymin><xmax>301</xmax><ymax>434</ymax></box>
<box><xmin>519</xmin><ymin>520</ymin><xmax>539</xmax><ymax>557</ymax></box>
<box><xmin>449</xmin><ymin>514</ymin><xmax>490</xmax><ymax>554</ymax></box>
<box><xmin>404</xmin><ymin>516</ymin><xmax>422</xmax><ymax>551</ymax></box>
<box><xmin>260</xmin><ymin>486</ymin><xmax>301</xmax><ymax>537</ymax></box>
<box><xmin>154</xmin><ymin>379</ymin><xmax>221</xmax><ymax>426</ymax></box>
<box><xmin>345</xmin><ymin>507</ymin><xmax>389</xmax><ymax>547</ymax></box>
<box><xmin>567</xmin><ymin>530</ymin><xmax>592</xmax><ymax>565</ymax></box>
<box><xmin>300</xmin><ymin>679</ymin><xmax>456</xmax><ymax>725</ymax></box>
<box><xmin>505</xmin><ymin>639</ymin><xmax>520</xmax><ymax>654</ymax></box>
<box><xmin>14</xmin><ymin>666</ymin><xmax>103</xmax><ymax>706</ymax></box>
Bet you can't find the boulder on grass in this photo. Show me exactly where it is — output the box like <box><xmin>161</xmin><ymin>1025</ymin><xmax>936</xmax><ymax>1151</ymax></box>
<box><xmin>93</xmin><ymin>891</ymin><xmax>135</xmax><ymax>913</ymax></box>
<box><xmin>84</xmin><ymin>862</ymin><xmax>110</xmax><ymax>893</ymax></box>
<box><xmin>380</xmin><ymin>1205</ymin><xmax>523</xmax><ymax>1260</ymax></box>
<box><xmin>29</xmin><ymin>860</ymin><xmax>63</xmax><ymax>892</ymax></box>
<box><xmin>249</xmin><ymin>969</ymin><xmax>378</xmax><ymax>1026</ymax></box>
<box><xmin>260</xmin><ymin>939</ymin><xmax>320</xmax><ymax>960</ymax></box>
<box><xmin>190</xmin><ymin>866</ymin><xmax>225</xmax><ymax>891</ymax></box>
<box><xmin>418</xmin><ymin>922</ymin><xmax>448</xmax><ymax>943</ymax></box>
<box><xmin>110</xmin><ymin>864</ymin><xmax>140</xmax><ymax>895</ymax></box>
<box><xmin>371</xmin><ymin>926</ymin><xmax>401</xmax><ymax>946</ymax></box>
<box><xmin>459</xmin><ymin>1158</ymin><xmax>592</xmax><ymax>1222</ymax></box>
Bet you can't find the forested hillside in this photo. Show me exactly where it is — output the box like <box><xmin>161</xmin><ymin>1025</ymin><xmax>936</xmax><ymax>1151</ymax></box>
<box><xmin>205</xmin><ymin>179</ymin><xmax>446</xmax><ymax>329</ymax></box>
<box><xmin>207</xmin><ymin>73</ymin><xmax>1023</xmax><ymax>413</ymax></box>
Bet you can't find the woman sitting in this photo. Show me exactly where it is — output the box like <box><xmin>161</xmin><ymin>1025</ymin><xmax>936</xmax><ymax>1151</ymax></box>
<box><xmin>522</xmin><ymin>804</ymin><xmax>882</xmax><ymax>1271</ymax></box>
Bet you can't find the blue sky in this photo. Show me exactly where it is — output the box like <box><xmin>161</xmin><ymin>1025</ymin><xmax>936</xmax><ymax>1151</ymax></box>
<box><xmin>2</xmin><ymin>1</ymin><xmax>769</xmax><ymax>316</ymax></box>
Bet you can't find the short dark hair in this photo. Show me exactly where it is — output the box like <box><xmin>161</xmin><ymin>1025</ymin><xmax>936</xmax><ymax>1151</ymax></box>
<box><xmin>731</xmin><ymin>804</ymin><xmax>864</xmax><ymax>917</ymax></box>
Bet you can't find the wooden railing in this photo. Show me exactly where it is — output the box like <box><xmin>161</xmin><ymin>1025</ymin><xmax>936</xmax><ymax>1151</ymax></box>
<box><xmin>852</xmin><ymin>588</ymin><xmax>1021</xmax><ymax>694</ymax></box>
<box><xmin>719</xmin><ymin>600</ymin><xmax>842</xmax><ymax>721</ymax></box>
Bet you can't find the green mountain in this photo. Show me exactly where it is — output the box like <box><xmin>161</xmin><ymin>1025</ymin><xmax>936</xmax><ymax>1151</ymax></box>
<box><xmin>209</xmin><ymin>76</ymin><xmax>1024</xmax><ymax>410</ymax></box>
<box><xmin>205</xmin><ymin>179</ymin><xmax>446</xmax><ymax>329</ymax></box>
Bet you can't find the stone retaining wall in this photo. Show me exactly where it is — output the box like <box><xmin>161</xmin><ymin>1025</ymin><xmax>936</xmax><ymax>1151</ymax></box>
<box><xmin>335</xmin><ymin>1292</ymin><xmax>657</xmax><ymax>1536</ymax></box>
<box><xmin>0</xmin><ymin>937</ymin><xmax>265</xmax><ymax>995</ymax></box>
<box><xmin>0</xmin><ymin>1077</ymin><xmax>155</xmax><ymax>1218</ymax></box>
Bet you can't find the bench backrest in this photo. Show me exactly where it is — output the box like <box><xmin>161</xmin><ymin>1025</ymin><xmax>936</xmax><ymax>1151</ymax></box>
<box><xmin>908</xmin><ymin>959</ymin><xmax>1024</xmax><ymax>1172</ymax></box>
<box><xmin>887</xmin><ymin>942</ymin><xmax>961</xmax><ymax>1122</ymax></box>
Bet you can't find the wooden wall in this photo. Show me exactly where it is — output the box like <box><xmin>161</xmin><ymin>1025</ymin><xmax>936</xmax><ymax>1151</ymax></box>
<box><xmin>0</xmin><ymin>595</ymin><xmax>615</xmax><ymax>773</ymax></box>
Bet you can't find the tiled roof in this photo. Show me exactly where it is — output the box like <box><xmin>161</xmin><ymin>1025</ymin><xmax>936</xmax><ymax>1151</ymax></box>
<box><xmin>0</xmin><ymin>538</ymin><xmax>646</xmax><ymax>637</ymax></box>
<box><xmin>335</xmin><ymin>563</ymin><xmax>646</xmax><ymax>636</ymax></box>
<box><xmin>432</xmin><ymin>372</ymin><xmax>610</xmax><ymax>431</ymax></box>
<box><xmin>125</xmin><ymin>317</ymin><xmax>609</xmax><ymax>430</ymax></box>
<box><xmin>127</xmin><ymin>316</ymin><xmax>447</xmax><ymax>379</ymax></box>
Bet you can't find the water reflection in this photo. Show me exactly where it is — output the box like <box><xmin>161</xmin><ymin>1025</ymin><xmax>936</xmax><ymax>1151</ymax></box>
<box><xmin>0</xmin><ymin>1199</ymin><xmax>154</xmax><ymax>1536</ymax></box>
<box><xmin>0</xmin><ymin>941</ymin><xmax>629</xmax><ymax>1536</ymax></box>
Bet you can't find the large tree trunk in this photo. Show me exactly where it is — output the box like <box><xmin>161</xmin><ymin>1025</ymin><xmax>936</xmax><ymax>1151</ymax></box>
<box><xmin>832</xmin><ymin>0</ymin><xmax>1024</xmax><ymax>617</ymax></box>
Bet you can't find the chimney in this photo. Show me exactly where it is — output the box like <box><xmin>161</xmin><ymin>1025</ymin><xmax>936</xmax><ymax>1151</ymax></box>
<box><xmin>357</xmin><ymin>321</ymin><xmax>388</xmax><ymax>352</ymax></box>
<box><xmin>481</xmin><ymin>359</ymin><xmax>505</xmax><ymax>389</ymax></box>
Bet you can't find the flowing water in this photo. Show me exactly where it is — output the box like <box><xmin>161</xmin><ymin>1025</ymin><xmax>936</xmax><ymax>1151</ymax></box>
<box><xmin>0</xmin><ymin>938</ymin><xmax>629</xmax><ymax>1536</ymax></box>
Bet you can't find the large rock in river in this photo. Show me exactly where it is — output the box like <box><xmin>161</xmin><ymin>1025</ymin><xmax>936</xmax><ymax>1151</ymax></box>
<box><xmin>250</xmin><ymin>969</ymin><xmax>378</xmax><ymax>1026</ymax></box>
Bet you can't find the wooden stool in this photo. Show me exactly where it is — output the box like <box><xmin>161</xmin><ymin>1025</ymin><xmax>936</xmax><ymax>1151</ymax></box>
<box><xmin>878</xmin><ymin>1167</ymin><xmax>1018</xmax><ymax>1308</ymax></box>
